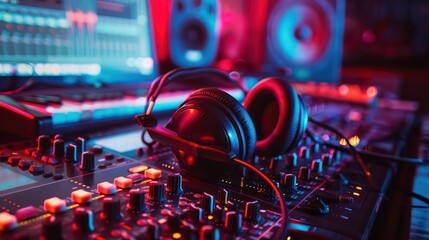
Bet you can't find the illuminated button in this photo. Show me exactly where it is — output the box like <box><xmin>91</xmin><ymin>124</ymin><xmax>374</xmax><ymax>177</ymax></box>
<box><xmin>114</xmin><ymin>176</ymin><xmax>132</xmax><ymax>189</ymax></box>
<box><xmin>127</xmin><ymin>173</ymin><xmax>144</xmax><ymax>183</ymax></box>
<box><xmin>44</xmin><ymin>197</ymin><xmax>67</xmax><ymax>213</ymax></box>
<box><xmin>0</xmin><ymin>212</ymin><xmax>18</xmax><ymax>231</ymax></box>
<box><xmin>71</xmin><ymin>189</ymin><xmax>92</xmax><ymax>204</ymax></box>
<box><xmin>97</xmin><ymin>182</ymin><xmax>117</xmax><ymax>195</ymax></box>
<box><xmin>128</xmin><ymin>165</ymin><xmax>148</xmax><ymax>174</ymax></box>
<box><xmin>16</xmin><ymin>206</ymin><xmax>42</xmax><ymax>221</ymax></box>
<box><xmin>145</xmin><ymin>168</ymin><xmax>162</xmax><ymax>179</ymax></box>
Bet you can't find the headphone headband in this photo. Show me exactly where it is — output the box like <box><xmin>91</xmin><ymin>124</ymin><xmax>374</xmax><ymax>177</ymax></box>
<box><xmin>144</xmin><ymin>68</ymin><xmax>247</xmax><ymax>115</ymax></box>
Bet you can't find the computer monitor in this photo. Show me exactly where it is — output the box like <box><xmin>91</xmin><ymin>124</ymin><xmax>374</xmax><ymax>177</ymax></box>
<box><xmin>0</xmin><ymin>0</ymin><xmax>158</xmax><ymax>88</ymax></box>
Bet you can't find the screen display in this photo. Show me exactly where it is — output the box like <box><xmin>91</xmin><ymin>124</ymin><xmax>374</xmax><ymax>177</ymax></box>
<box><xmin>0</xmin><ymin>167</ymin><xmax>37</xmax><ymax>192</ymax></box>
<box><xmin>0</xmin><ymin>0</ymin><xmax>157</xmax><ymax>85</ymax></box>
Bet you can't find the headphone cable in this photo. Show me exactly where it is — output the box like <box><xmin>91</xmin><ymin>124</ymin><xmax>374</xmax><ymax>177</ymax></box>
<box><xmin>233</xmin><ymin>158</ymin><xmax>288</xmax><ymax>240</ymax></box>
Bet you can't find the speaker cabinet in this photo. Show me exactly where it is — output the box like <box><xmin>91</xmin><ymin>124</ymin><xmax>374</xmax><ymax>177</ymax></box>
<box><xmin>265</xmin><ymin>0</ymin><xmax>345</xmax><ymax>83</ymax></box>
<box><xmin>169</xmin><ymin>0</ymin><xmax>220</xmax><ymax>68</ymax></box>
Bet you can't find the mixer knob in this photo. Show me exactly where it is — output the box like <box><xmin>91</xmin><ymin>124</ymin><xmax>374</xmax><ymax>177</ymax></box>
<box><xmin>299</xmin><ymin>146</ymin><xmax>310</xmax><ymax>159</ymax></box>
<box><xmin>298</xmin><ymin>166</ymin><xmax>311</xmax><ymax>180</ymax></box>
<box><xmin>330</xmin><ymin>149</ymin><xmax>341</xmax><ymax>163</ymax></box>
<box><xmin>307</xmin><ymin>198</ymin><xmax>330</xmax><ymax>215</ymax></box>
<box><xmin>101</xmin><ymin>196</ymin><xmax>123</xmax><ymax>222</ymax></box>
<box><xmin>167</xmin><ymin>214</ymin><xmax>181</xmax><ymax>233</ymax></box>
<box><xmin>216</xmin><ymin>189</ymin><xmax>229</xmax><ymax>207</ymax></box>
<box><xmin>199</xmin><ymin>225</ymin><xmax>220</xmax><ymax>240</ymax></box>
<box><xmin>180</xmin><ymin>221</ymin><xmax>198</xmax><ymax>240</ymax></box>
<box><xmin>321</xmin><ymin>153</ymin><xmax>332</xmax><ymax>167</ymax></box>
<box><xmin>166</xmin><ymin>173</ymin><xmax>183</xmax><ymax>194</ymax></box>
<box><xmin>147</xmin><ymin>181</ymin><xmax>166</xmax><ymax>203</ymax></box>
<box><xmin>311</xmin><ymin>159</ymin><xmax>323</xmax><ymax>175</ymax></box>
<box><xmin>73</xmin><ymin>207</ymin><xmax>95</xmax><ymax>232</ymax></box>
<box><xmin>244</xmin><ymin>201</ymin><xmax>261</xmax><ymax>223</ymax></box>
<box><xmin>80</xmin><ymin>151</ymin><xmax>95</xmax><ymax>171</ymax></box>
<box><xmin>282</xmin><ymin>173</ymin><xmax>298</xmax><ymax>191</ymax></box>
<box><xmin>285</xmin><ymin>153</ymin><xmax>297</xmax><ymax>169</ymax></box>
<box><xmin>269</xmin><ymin>156</ymin><xmax>282</xmax><ymax>172</ymax></box>
<box><xmin>65</xmin><ymin>144</ymin><xmax>77</xmax><ymax>163</ymax></box>
<box><xmin>42</xmin><ymin>215</ymin><xmax>63</xmax><ymax>240</ymax></box>
<box><xmin>144</xmin><ymin>219</ymin><xmax>160</xmax><ymax>240</ymax></box>
<box><xmin>188</xmin><ymin>204</ymin><xmax>203</xmax><ymax>225</ymax></box>
<box><xmin>53</xmin><ymin>139</ymin><xmax>65</xmax><ymax>158</ymax></box>
<box><xmin>127</xmin><ymin>188</ymin><xmax>146</xmax><ymax>213</ymax></box>
<box><xmin>224</xmin><ymin>211</ymin><xmax>242</xmax><ymax>235</ymax></box>
<box><xmin>327</xmin><ymin>173</ymin><xmax>349</xmax><ymax>190</ymax></box>
<box><xmin>310</xmin><ymin>142</ymin><xmax>320</xmax><ymax>154</ymax></box>
<box><xmin>54</xmin><ymin>134</ymin><xmax>64</xmax><ymax>140</ymax></box>
<box><xmin>37</xmin><ymin>135</ymin><xmax>51</xmax><ymax>154</ymax></box>
<box><xmin>200</xmin><ymin>192</ymin><xmax>215</xmax><ymax>214</ymax></box>
<box><xmin>213</xmin><ymin>206</ymin><xmax>226</xmax><ymax>224</ymax></box>
<box><xmin>75</xmin><ymin>137</ymin><xmax>86</xmax><ymax>154</ymax></box>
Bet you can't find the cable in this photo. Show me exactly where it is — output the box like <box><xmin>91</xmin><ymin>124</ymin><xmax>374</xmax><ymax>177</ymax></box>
<box><xmin>233</xmin><ymin>158</ymin><xmax>288</xmax><ymax>240</ymax></box>
<box><xmin>307</xmin><ymin>116</ymin><xmax>379</xmax><ymax>192</ymax></box>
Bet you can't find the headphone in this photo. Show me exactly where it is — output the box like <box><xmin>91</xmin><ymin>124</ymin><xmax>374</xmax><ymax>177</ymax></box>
<box><xmin>136</xmin><ymin>68</ymin><xmax>308</xmax><ymax>181</ymax></box>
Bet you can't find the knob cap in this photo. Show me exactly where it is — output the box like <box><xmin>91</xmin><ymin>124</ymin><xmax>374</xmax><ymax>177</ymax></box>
<box><xmin>299</xmin><ymin>146</ymin><xmax>310</xmax><ymax>159</ymax></box>
<box><xmin>37</xmin><ymin>135</ymin><xmax>51</xmax><ymax>154</ymax></box>
<box><xmin>244</xmin><ymin>201</ymin><xmax>261</xmax><ymax>223</ymax></box>
<box><xmin>188</xmin><ymin>204</ymin><xmax>203</xmax><ymax>225</ymax></box>
<box><xmin>101</xmin><ymin>196</ymin><xmax>123</xmax><ymax>222</ymax></box>
<box><xmin>80</xmin><ymin>151</ymin><xmax>95</xmax><ymax>171</ymax></box>
<box><xmin>166</xmin><ymin>173</ymin><xmax>183</xmax><ymax>194</ymax></box>
<box><xmin>65</xmin><ymin>144</ymin><xmax>77</xmax><ymax>163</ymax></box>
<box><xmin>147</xmin><ymin>181</ymin><xmax>165</xmax><ymax>203</ymax></box>
<box><xmin>321</xmin><ymin>153</ymin><xmax>332</xmax><ymax>166</ymax></box>
<box><xmin>73</xmin><ymin>207</ymin><xmax>95</xmax><ymax>232</ymax></box>
<box><xmin>330</xmin><ymin>149</ymin><xmax>341</xmax><ymax>163</ymax></box>
<box><xmin>200</xmin><ymin>192</ymin><xmax>215</xmax><ymax>214</ymax></box>
<box><xmin>43</xmin><ymin>216</ymin><xmax>63</xmax><ymax>240</ymax></box>
<box><xmin>127</xmin><ymin>188</ymin><xmax>146</xmax><ymax>213</ymax></box>
<box><xmin>285</xmin><ymin>153</ymin><xmax>297</xmax><ymax>169</ymax></box>
<box><xmin>298</xmin><ymin>166</ymin><xmax>311</xmax><ymax>180</ymax></box>
<box><xmin>311</xmin><ymin>159</ymin><xmax>323</xmax><ymax>175</ymax></box>
<box><xmin>213</xmin><ymin>206</ymin><xmax>226</xmax><ymax>224</ymax></box>
<box><xmin>310</xmin><ymin>142</ymin><xmax>320</xmax><ymax>154</ymax></box>
<box><xmin>53</xmin><ymin>139</ymin><xmax>65</xmax><ymax>158</ymax></box>
<box><xmin>199</xmin><ymin>225</ymin><xmax>220</xmax><ymax>240</ymax></box>
<box><xmin>216</xmin><ymin>189</ymin><xmax>229</xmax><ymax>207</ymax></box>
<box><xmin>224</xmin><ymin>211</ymin><xmax>242</xmax><ymax>235</ymax></box>
<box><xmin>282</xmin><ymin>173</ymin><xmax>297</xmax><ymax>191</ymax></box>
<box><xmin>75</xmin><ymin>137</ymin><xmax>86</xmax><ymax>154</ymax></box>
<box><xmin>144</xmin><ymin>219</ymin><xmax>160</xmax><ymax>240</ymax></box>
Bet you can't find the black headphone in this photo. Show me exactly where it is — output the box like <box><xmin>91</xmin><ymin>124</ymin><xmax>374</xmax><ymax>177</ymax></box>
<box><xmin>136</xmin><ymin>68</ymin><xmax>308</xmax><ymax>181</ymax></box>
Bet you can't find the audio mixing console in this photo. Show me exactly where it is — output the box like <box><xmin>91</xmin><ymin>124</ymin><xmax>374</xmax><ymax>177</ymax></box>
<box><xmin>0</xmin><ymin>123</ymin><xmax>396</xmax><ymax>239</ymax></box>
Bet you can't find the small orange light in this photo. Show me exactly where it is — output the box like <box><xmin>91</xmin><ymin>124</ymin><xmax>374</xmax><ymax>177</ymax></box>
<box><xmin>172</xmin><ymin>232</ymin><xmax>182</xmax><ymax>239</ymax></box>
<box><xmin>353</xmin><ymin>192</ymin><xmax>360</xmax><ymax>196</ymax></box>
<box><xmin>366</xmin><ymin>86</ymin><xmax>378</xmax><ymax>98</ymax></box>
<box><xmin>339</xmin><ymin>138</ymin><xmax>347</xmax><ymax>146</ymax></box>
<box><xmin>348</xmin><ymin>135</ymin><xmax>360</xmax><ymax>147</ymax></box>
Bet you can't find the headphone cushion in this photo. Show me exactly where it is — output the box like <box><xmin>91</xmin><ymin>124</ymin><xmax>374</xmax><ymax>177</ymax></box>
<box><xmin>186</xmin><ymin>88</ymin><xmax>257</xmax><ymax>160</ymax></box>
<box><xmin>244</xmin><ymin>77</ymin><xmax>305</xmax><ymax>156</ymax></box>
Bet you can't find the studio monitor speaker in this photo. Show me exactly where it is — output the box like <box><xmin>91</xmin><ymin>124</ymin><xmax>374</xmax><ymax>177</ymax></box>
<box><xmin>265</xmin><ymin>0</ymin><xmax>345</xmax><ymax>83</ymax></box>
<box><xmin>169</xmin><ymin>0</ymin><xmax>220</xmax><ymax>68</ymax></box>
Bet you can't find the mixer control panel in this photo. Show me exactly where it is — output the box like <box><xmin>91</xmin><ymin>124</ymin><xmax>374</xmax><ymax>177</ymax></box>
<box><xmin>0</xmin><ymin>128</ymin><xmax>395</xmax><ymax>239</ymax></box>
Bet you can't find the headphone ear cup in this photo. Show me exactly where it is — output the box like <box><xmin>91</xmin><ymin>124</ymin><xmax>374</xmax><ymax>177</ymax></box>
<box><xmin>166</xmin><ymin>88</ymin><xmax>256</xmax><ymax>180</ymax></box>
<box><xmin>243</xmin><ymin>77</ymin><xmax>307</xmax><ymax>157</ymax></box>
